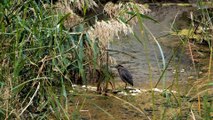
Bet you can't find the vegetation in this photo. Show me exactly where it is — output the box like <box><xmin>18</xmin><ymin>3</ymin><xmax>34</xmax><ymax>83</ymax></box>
<box><xmin>0</xmin><ymin>0</ymin><xmax>212</xmax><ymax>119</ymax></box>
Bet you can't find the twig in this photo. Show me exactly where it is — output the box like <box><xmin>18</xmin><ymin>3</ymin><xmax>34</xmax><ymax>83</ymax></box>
<box><xmin>190</xmin><ymin>109</ymin><xmax>196</xmax><ymax>120</ymax></box>
<box><xmin>106</xmin><ymin>49</ymin><xmax>136</xmax><ymax>58</ymax></box>
<box><xmin>19</xmin><ymin>82</ymin><xmax>40</xmax><ymax>116</ymax></box>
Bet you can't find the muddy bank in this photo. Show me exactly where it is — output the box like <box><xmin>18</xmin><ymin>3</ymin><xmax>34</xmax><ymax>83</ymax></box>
<box><xmin>66</xmin><ymin>87</ymin><xmax>205</xmax><ymax>120</ymax></box>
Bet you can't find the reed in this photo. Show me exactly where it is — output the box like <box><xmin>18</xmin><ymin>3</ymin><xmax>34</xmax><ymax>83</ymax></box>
<box><xmin>0</xmin><ymin>0</ymin><xmax>212</xmax><ymax>119</ymax></box>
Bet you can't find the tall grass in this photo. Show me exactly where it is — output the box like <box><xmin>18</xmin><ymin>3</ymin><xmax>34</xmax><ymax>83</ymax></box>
<box><xmin>0</xmin><ymin>0</ymin><xmax>212</xmax><ymax>120</ymax></box>
<box><xmin>0</xmin><ymin>0</ymin><xmax>105</xmax><ymax>119</ymax></box>
<box><xmin>164</xmin><ymin>1</ymin><xmax>212</xmax><ymax>119</ymax></box>
<box><xmin>128</xmin><ymin>1</ymin><xmax>212</xmax><ymax>120</ymax></box>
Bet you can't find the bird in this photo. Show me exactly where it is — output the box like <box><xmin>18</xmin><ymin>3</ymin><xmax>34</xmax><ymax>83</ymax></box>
<box><xmin>115</xmin><ymin>64</ymin><xmax>133</xmax><ymax>89</ymax></box>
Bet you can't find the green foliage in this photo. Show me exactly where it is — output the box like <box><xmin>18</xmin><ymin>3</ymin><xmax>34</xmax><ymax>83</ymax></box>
<box><xmin>0</xmin><ymin>0</ymin><xmax>104</xmax><ymax>119</ymax></box>
<box><xmin>0</xmin><ymin>0</ymin><xmax>212</xmax><ymax>119</ymax></box>
<box><xmin>202</xmin><ymin>93</ymin><xmax>212</xmax><ymax>120</ymax></box>
<box><xmin>126</xmin><ymin>11</ymin><xmax>158</xmax><ymax>23</ymax></box>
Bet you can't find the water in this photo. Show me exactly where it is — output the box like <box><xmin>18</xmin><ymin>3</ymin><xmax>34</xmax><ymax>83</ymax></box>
<box><xmin>110</xmin><ymin>5</ymin><xmax>196</xmax><ymax>88</ymax></box>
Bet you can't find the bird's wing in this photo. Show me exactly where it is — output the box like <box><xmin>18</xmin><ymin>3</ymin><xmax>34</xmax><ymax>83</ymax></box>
<box><xmin>119</xmin><ymin>68</ymin><xmax>133</xmax><ymax>80</ymax></box>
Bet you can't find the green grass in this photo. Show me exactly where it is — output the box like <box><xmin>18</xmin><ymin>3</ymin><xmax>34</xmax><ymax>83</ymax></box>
<box><xmin>130</xmin><ymin>1</ymin><xmax>212</xmax><ymax>120</ymax></box>
<box><xmin>0</xmin><ymin>0</ymin><xmax>212</xmax><ymax>119</ymax></box>
<box><xmin>0</xmin><ymin>0</ymin><xmax>103</xmax><ymax>119</ymax></box>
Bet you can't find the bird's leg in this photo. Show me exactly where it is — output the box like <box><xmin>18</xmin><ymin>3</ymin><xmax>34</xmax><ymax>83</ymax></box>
<box><xmin>125</xmin><ymin>83</ymin><xmax>127</xmax><ymax>90</ymax></box>
<box><xmin>109</xmin><ymin>81</ymin><xmax>115</xmax><ymax>90</ymax></box>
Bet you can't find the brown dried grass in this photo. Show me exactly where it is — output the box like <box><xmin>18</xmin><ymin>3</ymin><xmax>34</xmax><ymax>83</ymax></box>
<box><xmin>55</xmin><ymin>1</ymin><xmax>84</xmax><ymax>28</ymax></box>
<box><xmin>104</xmin><ymin>2</ymin><xmax>150</xmax><ymax>24</ymax></box>
<box><xmin>88</xmin><ymin>19</ymin><xmax>133</xmax><ymax>47</ymax></box>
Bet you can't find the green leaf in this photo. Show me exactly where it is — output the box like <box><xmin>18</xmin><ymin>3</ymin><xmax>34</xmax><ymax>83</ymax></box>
<box><xmin>118</xmin><ymin>16</ymin><xmax>128</xmax><ymax>24</ymax></box>
<box><xmin>127</xmin><ymin>11</ymin><xmax>158</xmax><ymax>23</ymax></box>
<box><xmin>57</xmin><ymin>13</ymin><xmax>71</xmax><ymax>25</ymax></box>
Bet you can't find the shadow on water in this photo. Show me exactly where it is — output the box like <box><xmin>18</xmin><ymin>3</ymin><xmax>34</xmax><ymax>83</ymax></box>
<box><xmin>110</xmin><ymin>5</ymin><xmax>197</xmax><ymax>89</ymax></box>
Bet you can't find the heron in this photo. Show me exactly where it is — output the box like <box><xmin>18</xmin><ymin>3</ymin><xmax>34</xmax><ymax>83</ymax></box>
<box><xmin>115</xmin><ymin>64</ymin><xmax>133</xmax><ymax>89</ymax></box>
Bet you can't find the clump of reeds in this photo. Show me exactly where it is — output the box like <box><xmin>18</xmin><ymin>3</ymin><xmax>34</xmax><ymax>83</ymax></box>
<box><xmin>0</xmin><ymin>0</ymin><xmax>151</xmax><ymax>119</ymax></box>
